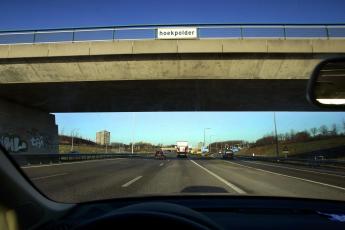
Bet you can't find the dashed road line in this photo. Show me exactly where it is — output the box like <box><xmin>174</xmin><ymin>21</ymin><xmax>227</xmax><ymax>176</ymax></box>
<box><xmin>32</xmin><ymin>173</ymin><xmax>68</xmax><ymax>180</ymax></box>
<box><xmin>121</xmin><ymin>176</ymin><xmax>143</xmax><ymax>187</ymax></box>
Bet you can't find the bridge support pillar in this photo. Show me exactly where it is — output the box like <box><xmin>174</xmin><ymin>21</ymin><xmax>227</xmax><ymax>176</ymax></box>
<box><xmin>0</xmin><ymin>98</ymin><xmax>59</xmax><ymax>161</ymax></box>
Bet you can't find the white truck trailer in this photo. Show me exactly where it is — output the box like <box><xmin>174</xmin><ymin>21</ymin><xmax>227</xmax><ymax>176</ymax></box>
<box><xmin>176</xmin><ymin>141</ymin><xmax>189</xmax><ymax>158</ymax></box>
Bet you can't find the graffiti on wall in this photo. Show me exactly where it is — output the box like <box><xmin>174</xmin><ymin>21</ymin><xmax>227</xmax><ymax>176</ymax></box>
<box><xmin>27</xmin><ymin>129</ymin><xmax>53</xmax><ymax>149</ymax></box>
<box><xmin>0</xmin><ymin>134</ymin><xmax>28</xmax><ymax>153</ymax></box>
<box><xmin>0</xmin><ymin>129</ymin><xmax>55</xmax><ymax>153</ymax></box>
<box><xmin>30</xmin><ymin>135</ymin><xmax>44</xmax><ymax>148</ymax></box>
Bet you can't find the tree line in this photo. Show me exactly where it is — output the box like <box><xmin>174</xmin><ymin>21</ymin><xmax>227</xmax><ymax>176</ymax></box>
<box><xmin>254</xmin><ymin>121</ymin><xmax>345</xmax><ymax>147</ymax></box>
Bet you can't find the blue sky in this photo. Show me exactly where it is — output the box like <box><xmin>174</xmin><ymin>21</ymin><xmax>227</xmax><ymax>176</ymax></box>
<box><xmin>2</xmin><ymin>1</ymin><xmax>345</xmax><ymax>145</ymax></box>
<box><xmin>55</xmin><ymin>112</ymin><xmax>345</xmax><ymax>146</ymax></box>
<box><xmin>0</xmin><ymin>0</ymin><xmax>345</xmax><ymax>30</ymax></box>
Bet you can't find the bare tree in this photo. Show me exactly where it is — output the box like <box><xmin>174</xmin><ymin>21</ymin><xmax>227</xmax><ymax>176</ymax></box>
<box><xmin>290</xmin><ymin>129</ymin><xmax>295</xmax><ymax>141</ymax></box>
<box><xmin>319</xmin><ymin>125</ymin><xmax>328</xmax><ymax>136</ymax></box>
<box><xmin>331</xmin><ymin>124</ymin><xmax>338</xmax><ymax>136</ymax></box>
<box><xmin>310</xmin><ymin>127</ymin><xmax>317</xmax><ymax>137</ymax></box>
<box><xmin>58</xmin><ymin>127</ymin><xmax>65</xmax><ymax>135</ymax></box>
<box><xmin>277</xmin><ymin>134</ymin><xmax>284</xmax><ymax>142</ymax></box>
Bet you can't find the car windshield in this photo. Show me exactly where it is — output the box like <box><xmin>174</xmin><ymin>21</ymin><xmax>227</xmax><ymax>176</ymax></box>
<box><xmin>1</xmin><ymin>111</ymin><xmax>345</xmax><ymax>203</ymax></box>
<box><xmin>1</xmin><ymin>0</ymin><xmax>345</xmax><ymax>204</ymax></box>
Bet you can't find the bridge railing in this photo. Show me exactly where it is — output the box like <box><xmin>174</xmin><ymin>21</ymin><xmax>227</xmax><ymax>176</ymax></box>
<box><xmin>0</xmin><ymin>24</ymin><xmax>345</xmax><ymax>45</ymax></box>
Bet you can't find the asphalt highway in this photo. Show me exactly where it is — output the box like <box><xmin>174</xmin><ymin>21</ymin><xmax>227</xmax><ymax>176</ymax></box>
<box><xmin>21</xmin><ymin>154</ymin><xmax>345</xmax><ymax>203</ymax></box>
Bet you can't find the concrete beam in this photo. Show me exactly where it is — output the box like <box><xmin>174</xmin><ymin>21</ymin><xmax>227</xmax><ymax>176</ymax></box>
<box><xmin>312</xmin><ymin>39</ymin><xmax>345</xmax><ymax>53</ymax></box>
<box><xmin>1</xmin><ymin>39</ymin><xmax>345</xmax><ymax>59</ymax></box>
<box><xmin>90</xmin><ymin>40</ymin><xmax>132</xmax><ymax>55</ymax></box>
<box><xmin>48</xmin><ymin>42</ymin><xmax>90</xmax><ymax>56</ymax></box>
<box><xmin>223</xmin><ymin>40</ymin><xmax>267</xmax><ymax>53</ymax></box>
<box><xmin>0</xmin><ymin>53</ymin><xmax>342</xmax><ymax>83</ymax></box>
<box><xmin>0</xmin><ymin>46</ymin><xmax>9</xmax><ymax>58</ymax></box>
<box><xmin>133</xmin><ymin>40</ymin><xmax>177</xmax><ymax>54</ymax></box>
<box><xmin>267</xmin><ymin>40</ymin><xmax>313</xmax><ymax>53</ymax></box>
<box><xmin>177</xmin><ymin>40</ymin><xmax>222</xmax><ymax>53</ymax></box>
<box><xmin>9</xmin><ymin>44</ymin><xmax>49</xmax><ymax>58</ymax></box>
<box><xmin>0</xmin><ymin>39</ymin><xmax>344</xmax><ymax>84</ymax></box>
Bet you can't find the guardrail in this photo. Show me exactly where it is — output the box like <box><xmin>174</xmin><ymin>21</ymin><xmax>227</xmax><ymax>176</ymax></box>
<box><xmin>13</xmin><ymin>153</ymin><xmax>153</xmax><ymax>166</ymax></box>
<box><xmin>236</xmin><ymin>155</ymin><xmax>345</xmax><ymax>168</ymax></box>
<box><xmin>0</xmin><ymin>24</ymin><xmax>345</xmax><ymax>45</ymax></box>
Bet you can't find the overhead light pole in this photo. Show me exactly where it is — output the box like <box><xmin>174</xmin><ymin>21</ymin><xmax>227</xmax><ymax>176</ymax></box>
<box><xmin>209</xmin><ymin>135</ymin><xmax>215</xmax><ymax>153</ymax></box>
<box><xmin>203</xmin><ymin>128</ymin><xmax>211</xmax><ymax>147</ymax></box>
<box><xmin>273</xmin><ymin>112</ymin><xmax>279</xmax><ymax>159</ymax></box>
<box><xmin>70</xmin><ymin>128</ymin><xmax>79</xmax><ymax>152</ymax></box>
<box><xmin>131</xmin><ymin>113</ymin><xmax>136</xmax><ymax>155</ymax></box>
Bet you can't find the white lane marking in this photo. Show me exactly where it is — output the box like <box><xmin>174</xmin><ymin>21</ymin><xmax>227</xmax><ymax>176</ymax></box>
<box><xmin>21</xmin><ymin>158</ymin><xmax>123</xmax><ymax>169</ymax></box>
<box><xmin>225</xmin><ymin>160</ymin><xmax>345</xmax><ymax>191</ymax></box>
<box><xmin>159</xmin><ymin>163</ymin><xmax>164</xmax><ymax>167</ymax></box>
<box><xmin>32</xmin><ymin>173</ymin><xmax>68</xmax><ymax>181</ymax></box>
<box><xmin>121</xmin><ymin>176</ymin><xmax>143</xmax><ymax>188</ymax></box>
<box><xmin>190</xmin><ymin>160</ymin><xmax>246</xmax><ymax>194</ymax></box>
<box><xmin>242</xmin><ymin>160</ymin><xmax>345</xmax><ymax>178</ymax></box>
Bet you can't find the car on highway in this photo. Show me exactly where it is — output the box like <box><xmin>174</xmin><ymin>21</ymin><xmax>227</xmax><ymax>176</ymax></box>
<box><xmin>201</xmin><ymin>146</ymin><xmax>209</xmax><ymax>156</ymax></box>
<box><xmin>222</xmin><ymin>150</ymin><xmax>234</xmax><ymax>159</ymax></box>
<box><xmin>230</xmin><ymin>147</ymin><xmax>239</xmax><ymax>153</ymax></box>
<box><xmin>69</xmin><ymin>150</ymin><xmax>80</xmax><ymax>154</ymax></box>
<box><xmin>154</xmin><ymin>150</ymin><xmax>166</xmax><ymax>160</ymax></box>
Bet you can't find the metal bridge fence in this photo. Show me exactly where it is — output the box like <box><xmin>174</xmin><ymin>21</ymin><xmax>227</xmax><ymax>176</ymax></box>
<box><xmin>1</xmin><ymin>24</ymin><xmax>344</xmax><ymax>45</ymax></box>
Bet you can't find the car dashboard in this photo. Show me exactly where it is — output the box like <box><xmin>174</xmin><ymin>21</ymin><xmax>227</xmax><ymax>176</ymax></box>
<box><xmin>42</xmin><ymin>196</ymin><xmax>345</xmax><ymax>230</ymax></box>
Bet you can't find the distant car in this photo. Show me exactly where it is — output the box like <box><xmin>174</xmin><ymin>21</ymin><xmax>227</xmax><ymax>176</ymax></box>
<box><xmin>314</xmin><ymin>155</ymin><xmax>325</xmax><ymax>161</ymax></box>
<box><xmin>201</xmin><ymin>147</ymin><xmax>209</xmax><ymax>157</ymax></box>
<box><xmin>222</xmin><ymin>150</ymin><xmax>234</xmax><ymax>159</ymax></box>
<box><xmin>155</xmin><ymin>150</ymin><xmax>166</xmax><ymax>160</ymax></box>
<box><xmin>231</xmin><ymin>147</ymin><xmax>239</xmax><ymax>153</ymax></box>
<box><xmin>69</xmin><ymin>150</ymin><xmax>80</xmax><ymax>154</ymax></box>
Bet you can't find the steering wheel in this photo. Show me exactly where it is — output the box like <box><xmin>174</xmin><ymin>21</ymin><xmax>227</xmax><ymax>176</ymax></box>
<box><xmin>73</xmin><ymin>202</ymin><xmax>221</xmax><ymax>230</ymax></box>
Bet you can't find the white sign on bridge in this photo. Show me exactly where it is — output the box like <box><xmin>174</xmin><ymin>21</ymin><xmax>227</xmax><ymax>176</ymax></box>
<box><xmin>157</xmin><ymin>27</ymin><xmax>198</xmax><ymax>39</ymax></box>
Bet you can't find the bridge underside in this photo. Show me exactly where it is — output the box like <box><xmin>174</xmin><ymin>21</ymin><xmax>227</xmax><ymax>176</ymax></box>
<box><xmin>0</xmin><ymin>52</ymin><xmax>340</xmax><ymax>111</ymax></box>
<box><xmin>0</xmin><ymin>79</ymin><xmax>323</xmax><ymax>111</ymax></box>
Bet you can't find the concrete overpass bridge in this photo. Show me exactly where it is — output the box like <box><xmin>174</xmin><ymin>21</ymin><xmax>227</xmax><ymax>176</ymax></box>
<box><xmin>0</xmin><ymin>24</ymin><xmax>344</xmax><ymax>154</ymax></box>
<box><xmin>1</xmin><ymin>24</ymin><xmax>345</xmax><ymax>84</ymax></box>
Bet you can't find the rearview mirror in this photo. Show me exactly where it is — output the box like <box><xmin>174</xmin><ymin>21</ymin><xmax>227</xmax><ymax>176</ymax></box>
<box><xmin>307</xmin><ymin>58</ymin><xmax>345</xmax><ymax>108</ymax></box>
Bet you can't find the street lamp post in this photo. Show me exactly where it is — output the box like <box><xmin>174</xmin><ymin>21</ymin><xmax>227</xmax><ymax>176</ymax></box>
<box><xmin>71</xmin><ymin>134</ymin><xmax>74</xmax><ymax>152</ymax></box>
<box><xmin>70</xmin><ymin>128</ymin><xmax>79</xmax><ymax>152</ymax></box>
<box><xmin>273</xmin><ymin>112</ymin><xmax>279</xmax><ymax>159</ymax></box>
<box><xmin>215</xmin><ymin>139</ymin><xmax>219</xmax><ymax>153</ymax></box>
<box><xmin>209</xmin><ymin>135</ymin><xmax>215</xmax><ymax>153</ymax></box>
<box><xmin>203</xmin><ymin>128</ymin><xmax>211</xmax><ymax>147</ymax></box>
<box><xmin>131</xmin><ymin>113</ymin><xmax>136</xmax><ymax>155</ymax></box>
